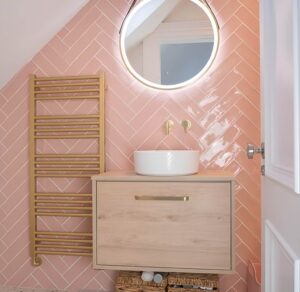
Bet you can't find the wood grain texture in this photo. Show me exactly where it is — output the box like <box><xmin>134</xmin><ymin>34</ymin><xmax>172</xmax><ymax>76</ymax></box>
<box><xmin>93</xmin><ymin>173</ymin><xmax>234</xmax><ymax>273</ymax></box>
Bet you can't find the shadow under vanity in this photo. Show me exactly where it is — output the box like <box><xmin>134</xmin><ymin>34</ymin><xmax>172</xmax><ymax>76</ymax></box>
<box><xmin>92</xmin><ymin>171</ymin><xmax>234</xmax><ymax>274</ymax></box>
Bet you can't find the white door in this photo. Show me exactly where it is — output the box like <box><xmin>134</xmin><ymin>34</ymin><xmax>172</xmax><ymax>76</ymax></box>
<box><xmin>260</xmin><ymin>0</ymin><xmax>300</xmax><ymax>291</ymax></box>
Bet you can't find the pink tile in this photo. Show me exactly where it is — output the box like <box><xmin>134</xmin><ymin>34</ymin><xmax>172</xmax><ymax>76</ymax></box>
<box><xmin>31</xmin><ymin>268</ymin><xmax>58</xmax><ymax>289</ymax></box>
<box><xmin>1</xmin><ymin>243</ymin><xmax>30</xmax><ymax>279</ymax></box>
<box><xmin>106</xmin><ymin>122</ymin><xmax>133</xmax><ymax>153</ymax></box>
<box><xmin>48</xmin><ymin>36</ymin><xmax>69</xmax><ymax>57</ymax></box>
<box><xmin>57</xmin><ymin>27</ymin><xmax>70</xmax><ymax>39</ymax></box>
<box><xmin>240</xmin><ymin>0</ymin><xmax>259</xmax><ymax>20</ymax></box>
<box><xmin>33</xmin><ymin>52</ymin><xmax>61</xmax><ymax>76</ymax></box>
<box><xmin>1</xmin><ymin>181</ymin><xmax>28</xmax><ymax>216</ymax></box>
<box><xmin>201</xmin><ymin>56</ymin><xmax>243</xmax><ymax>95</ymax></box>
<box><xmin>64</xmin><ymin>22</ymin><xmax>102</xmax><ymax>64</ymax></box>
<box><xmin>236</xmin><ymin>170</ymin><xmax>260</xmax><ymax>200</ymax></box>
<box><xmin>236</xmin><ymin>239</ymin><xmax>260</xmax><ymax>264</ymax></box>
<box><xmin>36</xmin><ymin>257</ymin><xmax>68</xmax><ymax>288</ymax></box>
<box><xmin>219</xmin><ymin>273</ymin><xmax>240</xmax><ymax>292</ymax></box>
<box><xmin>234</xmin><ymin>279</ymin><xmax>248</xmax><ymax>292</ymax></box>
<box><xmin>105</xmin><ymin>91</ymin><xmax>135</xmax><ymax>123</ymax></box>
<box><xmin>220</xmin><ymin>33</ymin><xmax>243</xmax><ymax>57</ymax></box>
<box><xmin>236</xmin><ymin>115</ymin><xmax>260</xmax><ymax>145</ymax></box>
<box><xmin>237</xmin><ymin>76</ymin><xmax>259</xmax><ymax>95</ymax></box>
<box><xmin>236</xmin><ymin>62</ymin><xmax>260</xmax><ymax>88</ymax></box>
<box><xmin>236</xmin><ymin>225</ymin><xmax>261</xmax><ymax>254</ymax></box>
<box><xmin>236</xmin><ymin>188</ymin><xmax>260</xmax><ymax>216</ymax></box>
<box><xmin>237</xmin><ymin>206</ymin><xmax>261</xmax><ymax>237</ymax></box>
<box><xmin>19</xmin><ymin>275</ymin><xmax>39</xmax><ymax>289</ymax></box>
<box><xmin>235</xmin><ymin>6</ymin><xmax>259</xmax><ymax>35</ymax></box>
<box><xmin>217</xmin><ymin>1</ymin><xmax>241</xmax><ymax>25</ymax></box>
<box><xmin>65</xmin><ymin>41</ymin><xmax>101</xmax><ymax>74</ymax></box>
<box><xmin>105</xmin><ymin>138</ymin><xmax>132</xmax><ymax>170</ymax></box>
<box><xmin>130</xmin><ymin>96</ymin><xmax>168</xmax><ymax>129</ymax></box>
<box><xmin>236</xmin><ymin>24</ymin><xmax>260</xmax><ymax>52</ymax></box>
<box><xmin>39</xmin><ymin>45</ymin><xmax>68</xmax><ymax>72</ymax></box>
<box><xmin>236</xmin><ymin>42</ymin><xmax>260</xmax><ymax>71</ymax></box>
<box><xmin>221</xmin><ymin>16</ymin><xmax>242</xmax><ymax>39</ymax></box>
<box><xmin>130</xmin><ymin>107</ymin><xmax>169</xmax><ymax>147</ymax></box>
<box><xmin>97</xmin><ymin>0</ymin><xmax>124</xmax><ymax>29</ymax></box>
<box><xmin>236</xmin><ymin>97</ymin><xmax>260</xmax><ymax>124</ymax></box>
<box><xmin>2</xmin><ymin>84</ymin><xmax>27</xmax><ymax>116</ymax></box>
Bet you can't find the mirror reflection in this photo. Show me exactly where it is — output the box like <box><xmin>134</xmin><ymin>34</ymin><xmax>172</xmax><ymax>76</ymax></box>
<box><xmin>120</xmin><ymin>0</ymin><xmax>219</xmax><ymax>89</ymax></box>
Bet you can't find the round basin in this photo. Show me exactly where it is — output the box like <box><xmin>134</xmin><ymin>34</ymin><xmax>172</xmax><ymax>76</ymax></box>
<box><xmin>134</xmin><ymin>150</ymin><xmax>200</xmax><ymax>176</ymax></box>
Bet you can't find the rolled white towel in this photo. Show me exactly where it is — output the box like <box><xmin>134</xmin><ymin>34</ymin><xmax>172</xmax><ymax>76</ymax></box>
<box><xmin>153</xmin><ymin>273</ymin><xmax>163</xmax><ymax>284</ymax></box>
<box><xmin>141</xmin><ymin>271</ymin><xmax>154</xmax><ymax>282</ymax></box>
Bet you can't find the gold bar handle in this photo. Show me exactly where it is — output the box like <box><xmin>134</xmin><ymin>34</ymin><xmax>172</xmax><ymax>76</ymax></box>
<box><xmin>134</xmin><ymin>195</ymin><xmax>189</xmax><ymax>201</ymax></box>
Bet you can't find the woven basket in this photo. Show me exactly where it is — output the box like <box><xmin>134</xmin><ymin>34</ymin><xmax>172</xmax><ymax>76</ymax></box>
<box><xmin>167</xmin><ymin>273</ymin><xmax>218</xmax><ymax>292</ymax></box>
<box><xmin>115</xmin><ymin>271</ymin><xmax>167</xmax><ymax>292</ymax></box>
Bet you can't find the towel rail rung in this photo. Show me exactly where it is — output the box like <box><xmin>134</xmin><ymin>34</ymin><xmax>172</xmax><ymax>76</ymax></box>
<box><xmin>35</xmin><ymin>199</ymin><xmax>91</xmax><ymax>204</ymax></box>
<box><xmin>34</xmin><ymin>193</ymin><xmax>92</xmax><ymax>197</ymax></box>
<box><xmin>35</xmin><ymin>88</ymin><xmax>99</xmax><ymax>95</ymax></box>
<box><xmin>35</xmin><ymin>237</ymin><xmax>92</xmax><ymax>243</ymax></box>
<box><xmin>35</xmin><ymin>251</ymin><xmax>92</xmax><ymax>256</ymax></box>
<box><xmin>35</xmin><ymin>167</ymin><xmax>100</xmax><ymax>171</ymax></box>
<box><xmin>34</xmin><ymin>174</ymin><xmax>95</xmax><ymax>178</ymax></box>
<box><xmin>35</xmin><ymin>244</ymin><xmax>93</xmax><ymax>250</ymax></box>
<box><xmin>35</xmin><ymin>121</ymin><xmax>99</xmax><ymax>126</ymax></box>
<box><xmin>35</xmin><ymin>212</ymin><xmax>92</xmax><ymax>217</ymax></box>
<box><xmin>35</xmin><ymin>114</ymin><xmax>99</xmax><ymax>120</ymax></box>
<box><xmin>35</xmin><ymin>95</ymin><xmax>99</xmax><ymax>100</ymax></box>
<box><xmin>35</xmin><ymin>231</ymin><xmax>92</xmax><ymax>237</ymax></box>
<box><xmin>34</xmin><ymin>135</ymin><xmax>99</xmax><ymax>139</ymax></box>
<box><xmin>35</xmin><ymin>206</ymin><xmax>92</xmax><ymax>211</ymax></box>
<box><xmin>35</xmin><ymin>154</ymin><xmax>99</xmax><ymax>158</ymax></box>
<box><xmin>35</xmin><ymin>82</ymin><xmax>99</xmax><ymax>88</ymax></box>
<box><xmin>35</xmin><ymin>161</ymin><xmax>100</xmax><ymax>165</ymax></box>
<box><xmin>35</xmin><ymin>128</ymin><xmax>99</xmax><ymax>133</ymax></box>
<box><xmin>35</xmin><ymin>75</ymin><xmax>99</xmax><ymax>81</ymax></box>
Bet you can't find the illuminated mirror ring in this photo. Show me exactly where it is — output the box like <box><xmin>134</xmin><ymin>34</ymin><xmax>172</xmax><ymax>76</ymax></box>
<box><xmin>120</xmin><ymin>0</ymin><xmax>219</xmax><ymax>90</ymax></box>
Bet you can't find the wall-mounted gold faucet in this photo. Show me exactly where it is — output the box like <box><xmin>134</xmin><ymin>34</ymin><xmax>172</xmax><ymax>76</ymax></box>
<box><xmin>165</xmin><ymin>120</ymin><xmax>174</xmax><ymax>135</ymax></box>
<box><xmin>181</xmin><ymin>120</ymin><xmax>192</xmax><ymax>133</ymax></box>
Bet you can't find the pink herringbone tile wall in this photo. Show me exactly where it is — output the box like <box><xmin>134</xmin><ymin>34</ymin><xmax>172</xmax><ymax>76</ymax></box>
<box><xmin>0</xmin><ymin>0</ymin><xmax>260</xmax><ymax>291</ymax></box>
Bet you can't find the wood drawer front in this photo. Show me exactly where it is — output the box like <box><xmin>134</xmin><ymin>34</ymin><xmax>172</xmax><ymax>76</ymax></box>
<box><xmin>95</xmin><ymin>181</ymin><xmax>232</xmax><ymax>272</ymax></box>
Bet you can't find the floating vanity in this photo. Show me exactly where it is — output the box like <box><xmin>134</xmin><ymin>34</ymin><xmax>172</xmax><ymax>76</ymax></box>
<box><xmin>92</xmin><ymin>172</ymin><xmax>234</xmax><ymax>274</ymax></box>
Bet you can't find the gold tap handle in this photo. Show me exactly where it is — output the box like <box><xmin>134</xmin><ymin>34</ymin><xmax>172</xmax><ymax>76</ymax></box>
<box><xmin>181</xmin><ymin>120</ymin><xmax>192</xmax><ymax>133</ymax></box>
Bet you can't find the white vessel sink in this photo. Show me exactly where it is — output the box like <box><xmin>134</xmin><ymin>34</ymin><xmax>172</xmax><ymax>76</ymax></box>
<box><xmin>134</xmin><ymin>150</ymin><xmax>200</xmax><ymax>176</ymax></box>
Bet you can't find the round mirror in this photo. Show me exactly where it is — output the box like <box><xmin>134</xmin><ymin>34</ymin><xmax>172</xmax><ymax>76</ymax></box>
<box><xmin>120</xmin><ymin>0</ymin><xmax>219</xmax><ymax>90</ymax></box>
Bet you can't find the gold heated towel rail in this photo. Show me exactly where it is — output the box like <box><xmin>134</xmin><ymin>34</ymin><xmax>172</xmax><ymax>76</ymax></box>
<box><xmin>29</xmin><ymin>73</ymin><xmax>105</xmax><ymax>266</ymax></box>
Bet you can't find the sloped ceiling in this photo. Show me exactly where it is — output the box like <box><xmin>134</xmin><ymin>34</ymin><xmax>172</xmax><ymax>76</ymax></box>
<box><xmin>0</xmin><ymin>0</ymin><xmax>89</xmax><ymax>89</ymax></box>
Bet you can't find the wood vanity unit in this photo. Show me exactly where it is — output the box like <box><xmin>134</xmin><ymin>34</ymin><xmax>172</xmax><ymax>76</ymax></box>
<box><xmin>92</xmin><ymin>172</ymin><xmax>234</xmax><ymax>274</ymax></box>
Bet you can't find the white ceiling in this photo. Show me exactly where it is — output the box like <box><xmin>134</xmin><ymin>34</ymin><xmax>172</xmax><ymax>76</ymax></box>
<box><xmin>0</xmin><ymin>0</ymin><xmax>89</xmax><ymax>89</ymax></box>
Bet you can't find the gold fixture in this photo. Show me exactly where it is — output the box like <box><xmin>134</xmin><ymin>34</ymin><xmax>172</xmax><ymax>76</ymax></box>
<box><xmin>181</xmin><ymin>120</ymin><xmax>192</xmax><ymax>133</ymax></box>
<box><xmin>165</xmin><ymin>120</ymin><xmax>174</xmax><ymax>135</ymax></box>
<box><xmin>135</xmin><ymin>195</ymin><xmax>190</xmax><ymax>201</ymax></box>
<box><xmin>29</xmin><ymin>73</ymin><xmax>106</xmax><ymax>266</ymax></box>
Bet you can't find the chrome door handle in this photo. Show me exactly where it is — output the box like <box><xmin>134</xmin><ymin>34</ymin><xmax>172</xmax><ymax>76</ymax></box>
<box><xmin>247</xmin><ymin>143</ymin><xmax>265</xmax><ymax>159</ymax></box>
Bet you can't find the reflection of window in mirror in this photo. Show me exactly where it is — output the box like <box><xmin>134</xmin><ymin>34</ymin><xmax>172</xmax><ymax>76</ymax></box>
<box><xmin>160</xmin><ymin>42</ymin><xmax>214</xmax><ymax>85</ymax></box>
